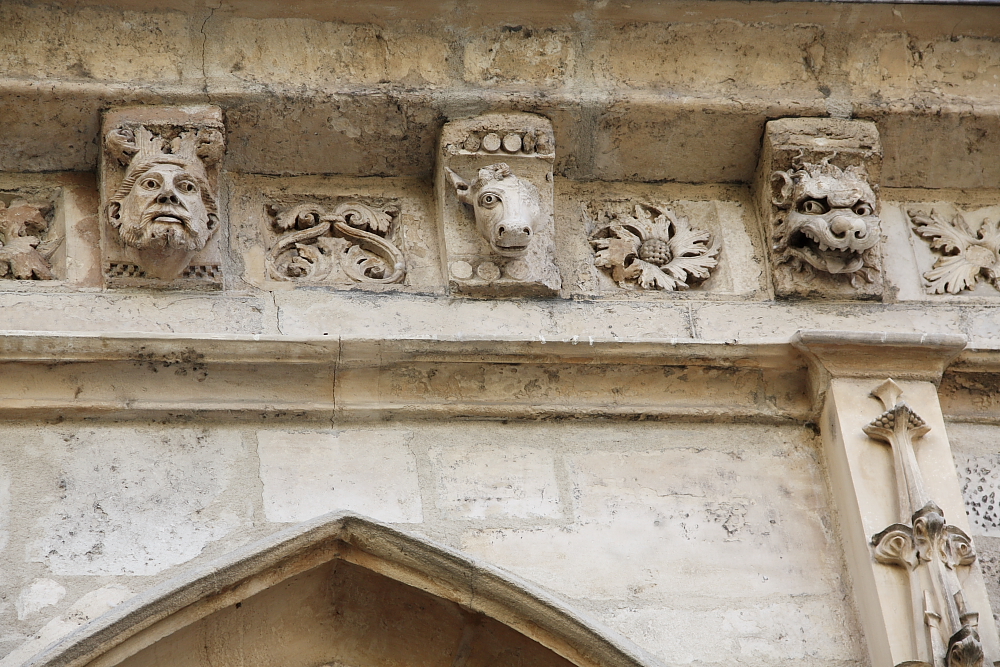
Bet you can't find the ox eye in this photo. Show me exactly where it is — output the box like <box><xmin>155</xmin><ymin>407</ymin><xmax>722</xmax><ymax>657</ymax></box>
<box><xmin>141</xmin><ymin>178</ymin><xmax>160</xmax><ymax>190</ymax></box>
<box><xmin>853</xmin><ymin>202</ymin><xmax>872</xmax><ymax>216</ymax></box>
<box><xmin>479</xmin><ymin>193</ymin><xmax>501</xmax><ymax>208</ymax></box>
<box><xmin>799</xmin><ymin>199</ymin><xmax>828</xmax><ymax>214</ymax></box>
<box><xmin>178</xmin><ymin>180</ymin><xmax>198</xmax><ymax>193</ymax></box>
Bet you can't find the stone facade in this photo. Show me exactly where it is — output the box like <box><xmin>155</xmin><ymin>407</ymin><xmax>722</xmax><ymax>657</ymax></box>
<box><xmin>3</xmin><ymin>2</ymin><xmax>1000</xmax><ymax>667</ymax></box>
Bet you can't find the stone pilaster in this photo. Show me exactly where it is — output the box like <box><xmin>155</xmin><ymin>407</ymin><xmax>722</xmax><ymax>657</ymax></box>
<box><xmin>793</xmin><ymin>331</ymin><xmax>1000</xmax><ymax>667</ymax></box>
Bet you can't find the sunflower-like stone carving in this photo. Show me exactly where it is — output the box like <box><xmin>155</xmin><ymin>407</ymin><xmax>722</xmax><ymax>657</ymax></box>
<box><xmin>907</xmin><ymin>209</ymin><xmax>1000</xmax><ymax>295</ymax></box>
<box><xmin>589</xmin><ymin>203</ymin><xmax>719</xmax><ymax>291</ymax></box>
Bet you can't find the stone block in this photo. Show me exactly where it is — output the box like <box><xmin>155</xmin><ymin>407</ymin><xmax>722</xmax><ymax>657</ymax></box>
<box><xmin>429</xmin><ymin>446</ymin><xmax>561</xmax><ymax>520</ymax></box>
<box><xmin>27</xmin><ymin>427</ymin><xmax>243</xmax><ymax>576</ymax></box>
<box><xmin>257</xmin><ymin>430</ymin><xmax>423</xmax><ymax>523</ymax></box>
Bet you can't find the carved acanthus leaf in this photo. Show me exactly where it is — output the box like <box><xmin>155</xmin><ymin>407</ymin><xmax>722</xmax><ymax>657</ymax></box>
<box><xmin>0</xmin><ymin>199</ymin><xmax>60</xmax><ymax>280</ymax></box>
<box><xmin>907</xmin><ymin>208</ymin><xmax>1000</xmax><ymax>294</ymax></box>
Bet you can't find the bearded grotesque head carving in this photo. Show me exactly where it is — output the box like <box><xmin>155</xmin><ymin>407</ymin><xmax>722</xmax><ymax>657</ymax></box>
<box><xmin>446</xmin><ymin>163</ymin><xmax>541</xmax><ymax>258</ymax></box>
<box><xmin>103</xmin><ymin>119</ymin><xmax>225</xmax><ymax>282</ymax></box>
<box><xmin>771</xmin><ymin>158</ymin><xmax>880</xmax><ymax>286</ymax></box>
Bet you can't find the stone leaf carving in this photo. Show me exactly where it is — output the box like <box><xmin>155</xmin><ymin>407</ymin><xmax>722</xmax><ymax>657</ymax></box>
<box><xmin>588</xmin><ymin>203</ymin><xmax>719</xmax><ymax>291</ymax></box>
<box><xmin>0</xmin><ymin>198</ymin><xmax>61</xmax><ymax>280</ymax></box>
<box><xmin>437</xmin><ymin>113</ymin><xmax>560</xmax><ymax>297</ymax></box>
<box><xmin>907</xmin><ymin>209</ymin><xmax>1000</xmax><ymax>294</ymax></box>
<box><xmin>865</xmin><ymin>379</ymin><xmax>985</xmax><ymax>667</ymax></box>
<box><xmin>755</xmin><ymin>118</ymin><xmax>883</xmax><ymax>300</ymax></box>
<box><xmin>771</xmin><ymin>157</ymin><xmax>880</xmax><ymax>287</ymax></box>
<box><xmin>100</xmin><ymin>106</ymin><xmax>225</xmax><ymax>288</ymax></box>
<box><xmin>266</xmin><ymin>202</ymin><xmax>405</xmax><ymax>285</ymax></box>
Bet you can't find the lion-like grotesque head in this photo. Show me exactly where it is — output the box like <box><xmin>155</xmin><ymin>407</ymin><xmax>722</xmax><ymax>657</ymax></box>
<box><xmin>447</xmin><ymin>163</ymin><xmax>541</xmax><ymax>258</ymax></box>
<box><xmin>772</xmin><ymin>160</ymin><xmax>880</xmax><ymax>282</ymax></box>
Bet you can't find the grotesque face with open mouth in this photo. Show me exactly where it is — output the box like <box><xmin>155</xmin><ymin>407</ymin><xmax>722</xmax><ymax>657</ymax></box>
<box><xmin>109</xmin><ymin>162</ymin><xmax>217</xmax><ymax>253</ymax></box>
<box><xmin>772</xmin><ymin>161</ymin><xmax>880</xmax><ymax>283</ymax></box>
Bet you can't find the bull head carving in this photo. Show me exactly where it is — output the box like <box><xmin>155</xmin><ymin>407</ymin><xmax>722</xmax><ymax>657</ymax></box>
<box><xmin>446</xmin><ymin>163</ymin><xmax>541</xmax><ymax>258</ymax></box>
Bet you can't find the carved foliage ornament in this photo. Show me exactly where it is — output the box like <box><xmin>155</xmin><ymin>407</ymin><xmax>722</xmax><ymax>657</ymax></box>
<box><xmin>907</xmin><ymin>209</ymin><xmax>1000</xmax><ymax>294</ymax></box>
<box><xmin>589</xmin><ymin>203</ymin><xmax>719</xmax><ymax>291</ymax></box>
<box><xmin>772</xmin><ymin>157</ymin><xmax>880</xmax><ymax>287</ymax></box>
<box><xmin>864</xmin><ymin>379</ymin><xmax>985</xmax><ymax>667</ymax></box>
<box><xmin>267</xmin><ymin>202</ymin><xmax>405</xmax><ymax>285</ymax></box>
<box><xmin>0</xmin><ymin>199</ymin><xmax>60</xmax><ymax>280</ymax></box>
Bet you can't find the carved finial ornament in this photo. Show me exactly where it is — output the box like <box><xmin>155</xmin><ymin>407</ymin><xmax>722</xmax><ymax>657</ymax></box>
<box><xmin>865</xmin><ymin>379</ymin><xmax>984</xmax><ymax>667</ymax></box>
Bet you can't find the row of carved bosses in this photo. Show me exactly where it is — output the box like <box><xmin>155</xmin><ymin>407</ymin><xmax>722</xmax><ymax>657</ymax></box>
<box><xmin>0</xmin><ymin>107</ymin><xmax>992</xmax><ymax>298</ymax></box>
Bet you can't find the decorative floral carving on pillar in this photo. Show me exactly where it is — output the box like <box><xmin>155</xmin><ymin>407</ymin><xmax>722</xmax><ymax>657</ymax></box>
<box><xmin>906</xmin><ymin>209</ymin><xmax>1000</xmax><ymax>294</ymax></box>
<box><xmin>588</xmin><ymin>203</ymin><xmax>719</xmax><ymax>291</ymax></box>
<box><xmin>0</xmin><ymin>199</ymin><xmax>61</xmax><ymax>280</ymax></box>
<box><xmin>865</xmin><ymin>379</ymin><xmax>984</xmax><ymax>667</ymax></box>
<box><xmin>266</xmin><ymin>202</ymin><xmax>405</xmax><ymax>285</ymax></box>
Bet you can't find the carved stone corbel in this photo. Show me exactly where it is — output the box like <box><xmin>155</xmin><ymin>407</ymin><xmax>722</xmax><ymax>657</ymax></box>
<box><xmin>754</xmin><ymin>119</ymin><xmax>884</xmax><ymax>299</ymax></box>
<box><xmin>100</xmin><ymin>106</ymin><xmax>226</xmax><ymax>289</ymax></box>
<box><xmin>436</xmin><ymin>113</ymin><xmax>560</xmax><ymax>297</ymax></box>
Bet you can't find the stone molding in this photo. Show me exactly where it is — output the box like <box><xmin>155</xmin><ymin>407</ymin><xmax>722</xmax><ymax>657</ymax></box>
<box><xmin>2</xmin><ymin>330</ymin><xmax>1000</xmax><ymax>424</ymax></box>
<box><xmin>23</xmin><ymin>511</ymin><xmax>661</xmax><ymax>667</ymax></box>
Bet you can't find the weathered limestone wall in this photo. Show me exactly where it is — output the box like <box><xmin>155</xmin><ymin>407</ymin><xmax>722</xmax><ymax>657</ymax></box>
<box><xmin>0</xmin><ymin>420</ymin><xmax>864</xmax><ymax>667</ymax></box>
<box><xmin>3</xmin><ymin>1</ymin><xmax>1000</xmax><ymax>666</ymax></box>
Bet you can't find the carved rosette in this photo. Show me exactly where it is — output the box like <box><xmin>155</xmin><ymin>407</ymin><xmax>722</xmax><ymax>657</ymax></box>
<box><xmin>588</xmin><ymin>203</ymin><xmax>719</xmax><ymax>291</ymax></box>
<box><xmin>266</xmin><ymin>202</ymin><xmax>405</xmax><ymax>285</ymax></box>
<box><xmin>0</xmin><ymin>198</ymin><xmax>61</xmax><ymax>280</ymax></box>
<box><xmin>865</xmin><ymin>379</ymin><xmax>984</xmax><ymax>667</ymax></box>
<box><xmin>907</xmin><ymin>208</ymin><xmax>1000</xmax><ymax>295</ymax></box>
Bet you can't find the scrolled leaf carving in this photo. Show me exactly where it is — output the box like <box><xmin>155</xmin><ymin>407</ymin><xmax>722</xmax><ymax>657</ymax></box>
<box><xmin>0</xmin><ymin>198</ymin><xmax>62</xmax><ymax>280</ymax></box>
<box><xmin>267</xmin><ymin>201</ymin><xmax>405</xmax><ymax>285</ymax></box>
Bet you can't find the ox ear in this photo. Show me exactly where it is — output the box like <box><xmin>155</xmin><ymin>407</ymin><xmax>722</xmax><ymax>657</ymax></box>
<box><xmin>770</xmin><ymin>170</ymin><xmax>795</xmax><ymax>208</ymax></box>
<box><xmin>446</xmin><ymin>167</ymin><xmax>473</xmax><ymax>205</ymax></box>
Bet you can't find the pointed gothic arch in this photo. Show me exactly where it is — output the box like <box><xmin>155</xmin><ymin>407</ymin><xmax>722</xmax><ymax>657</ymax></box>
<box><xmin>25</xmin><ymin>512</ymin><xmax>660</xmax><ymax>667</ymax></box>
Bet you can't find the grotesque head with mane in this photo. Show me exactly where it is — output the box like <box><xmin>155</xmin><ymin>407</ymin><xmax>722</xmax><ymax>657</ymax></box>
<box><xmin>771</xmin><ymin>157</ymin><xmax>880</xmax><ymax>285</ymax></box>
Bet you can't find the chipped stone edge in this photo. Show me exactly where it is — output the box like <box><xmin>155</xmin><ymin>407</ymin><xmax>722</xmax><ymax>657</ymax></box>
<box><xmin>22</xmin><ymin>511</ymin><xmax>664</xmax><ymax>667</ymax></box>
